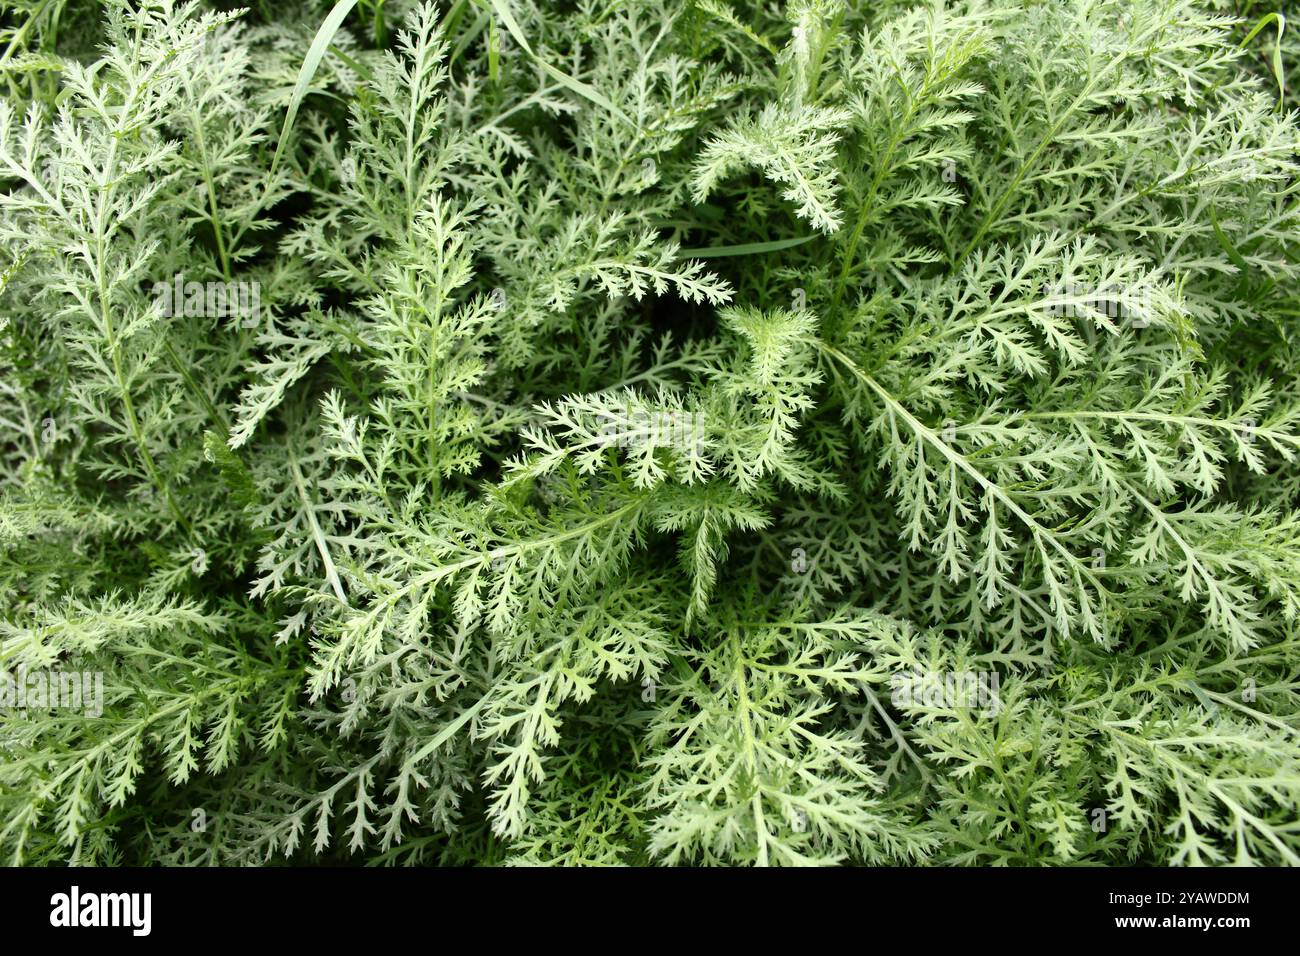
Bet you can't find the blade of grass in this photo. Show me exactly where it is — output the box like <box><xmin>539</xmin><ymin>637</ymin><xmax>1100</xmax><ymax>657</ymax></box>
<box><xmin>327</xmin><ymin>42</ymin><xmax>374</xmax><ymax>84</ymax></box>
<box><xmin>450</xmin><ymin>9</ymin><xmax>489</xmax><ymax>66</ymax></box>
<box><xmin>478</xmin><ymin>0</ymin><xmax>632</xmax><ymax>126</ymax></box>
<box><xmin>677</xmin><ymin>234</ymin><xmax>817</xmax><ymax>258</ymax></box>
<box><xmin>1210</xmin><ymin>208</ymin><xmax>1249</xmax><ymax>273</ymax></box>
<box><xmin>266</xmin><ymin>0</ymin><xmax>359</xmax><ymax>192</ymax></box>
<box><xmin>1240</xmin><ymin>12</ymin><xmax>1287</xmax><ymax>106</ymax></box>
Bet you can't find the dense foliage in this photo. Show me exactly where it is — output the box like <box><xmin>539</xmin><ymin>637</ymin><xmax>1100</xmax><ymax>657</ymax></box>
<box><xmin>2</xmin><ymin>0</ymin><xmax>1299</xmax><ymax>866</ymax></box>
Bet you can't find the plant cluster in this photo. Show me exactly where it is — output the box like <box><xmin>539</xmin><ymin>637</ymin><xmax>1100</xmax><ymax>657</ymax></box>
<box><xmin>1</xmin><ymin>0</ymin><xmax>1299</xmax><ymax>866</ymax></box>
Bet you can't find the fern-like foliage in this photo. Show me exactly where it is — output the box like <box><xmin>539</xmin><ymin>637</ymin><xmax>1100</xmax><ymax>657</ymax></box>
<box><xmin>1</xmin><ymin>0</ymin><xmax>1299</xmax><ymax>868</ymax></box>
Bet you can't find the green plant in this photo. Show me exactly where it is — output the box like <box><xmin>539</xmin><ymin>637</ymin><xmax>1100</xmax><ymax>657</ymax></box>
<box><xmin>1</xmin><ymin>0</ymin><xmax>1299</xmax><ymax>866</ymax></box>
